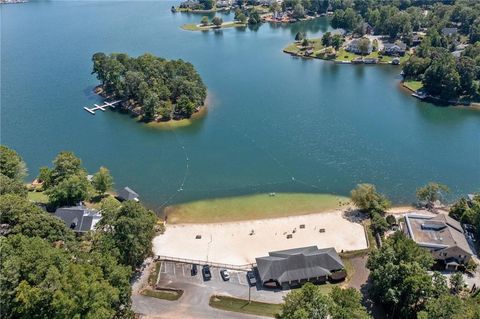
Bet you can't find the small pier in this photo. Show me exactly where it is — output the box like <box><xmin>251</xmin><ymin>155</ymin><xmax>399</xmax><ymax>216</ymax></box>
<box><xmin>84</xmin><ymin>100</ymin><xmax>121</xmax><ymax>115</ymax></box>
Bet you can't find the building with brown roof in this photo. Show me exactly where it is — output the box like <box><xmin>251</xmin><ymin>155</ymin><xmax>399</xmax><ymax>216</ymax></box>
<box><xmin>404</xmin><ymin>213</ymin><xmax>473</xmax><ymax>270</ymax></box>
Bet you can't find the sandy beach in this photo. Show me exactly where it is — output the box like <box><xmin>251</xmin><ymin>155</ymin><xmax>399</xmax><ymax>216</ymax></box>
<box><xmin>153</xmin><ymin>210</ymin><xmax>368</xmax><ymax>266</ymax></box>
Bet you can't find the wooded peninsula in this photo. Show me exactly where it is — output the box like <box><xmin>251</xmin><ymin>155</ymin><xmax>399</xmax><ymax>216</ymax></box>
<box><xmin>92</xmin><ymin>53</ymin><xmax>207</xmax><ymax>122</ymax></box>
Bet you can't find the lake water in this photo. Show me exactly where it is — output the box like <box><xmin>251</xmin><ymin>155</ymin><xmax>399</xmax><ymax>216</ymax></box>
<box><xmin>2</xmin><ymin>0</ymin><xmax>479</xmax><ymax>210</ymax></box>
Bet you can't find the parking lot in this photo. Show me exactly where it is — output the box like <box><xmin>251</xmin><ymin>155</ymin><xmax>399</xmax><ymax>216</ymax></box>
<box><xmin>159</xmin><ymin>261</ymin><xmax>252</xmax><ymax>287</ymax></box>
<box><xmin>155</xmin><ymin>260</ymin><xmax>287</xmax><ymax>304</ymax></box>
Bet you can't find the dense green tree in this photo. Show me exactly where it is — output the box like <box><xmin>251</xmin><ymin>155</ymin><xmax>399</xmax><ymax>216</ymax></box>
<box><xmin>295</xmin><ymin>31</ymin><xmax>305</xmax><ymax>42</ymax></box>
<box><xmin>49</xmin><ymin>151</ymin><xmax>85</xmax><ymax>187</ymax></box>
<box><xmin>357</xmin><ymin>38</ymin><xmax>371</xmax><ymax>55</ymax></box>
<box><xmin>422</xmin><ymin>51</ymin><xmax>461</xmax><ymax>100</ymax></box>
<box><xmin>199</xmin><ymin>0</ymin><xmax>213</xmax><ymax>10</ymax></box>
<box><xmin>332</xmin><ymin>34</ymin><xmax>343</xmax><ymax>50</ymax></box>
<box><xmin>371</xmin><ymin>212</ymin><xmax>389</xmax><ymax>235</ymax></box>
<box><xmin>415</xmin><ymin>182</ymin><xmax>449</xmax><ymax>207</ymax></box>
<box><xmin>401</xmin><ymin>55</ymin><xmax>431</xmax><ymax>79</ymax></box>
<box><xmin>0</xmin><ymin>235</ymin><xmax>124</xmax><ymax>319</ymax></box>
<box><xmin>456</xmin><ymin>56</ymin><xmax>477</xmax><ymax>95</ymax></box>
<box><xmin>0</xmin><ymin>145</ymin><xmax>27</xmax><ymax>181</ymax></box>
<box><xmin>292</xmin><ymin>4</ymin><xmax>306</xmax><ymax>19</ymax></box>
<box><xmin>92</xmin><ymin>53</ymin><xmax>206</xmax><ymax>122</ymax></box>
<box><xmin>386</xmin><ymin>214</ymin><xmax>396</xmax><ymax>226</ymax></box>
<box><xmin>280</xmin><ymin>282</ymin><xmax>331</xmax><ymax>319</ymax></box>
<box><xmin>92</xmin><ymin>166</ymin><xmax>114</xmax><ymax>195</ymax></box>
<box><xmin>329</xmin><ymin>287</ymin><xmax>370</xmax><ymax>319</ymax></box>
<box><xmin>0</xmin><ymin>174</ymin><xmax>27</xmax><ymax>198</ymax></box>
<box><xmin>212</xmin><ymin>16</ymin><xmax>223</xmax><ymax>27</ymax></box>
<box><xmin>449</xmin><ymin>272</ymin><xmax>465</xmax><ymax>294</ymax></box>
<box><xmin>321</xmin><ymin>32</ymin><xmax>332</xmax><ymax>47</ymax></box>
<box><xmin>367</xmin><ymin>232</ymin><xmax>435</xmax><ymax>318</ymax></box>
<box><xmin>248</xmin><ymin>9</ymin><xmax>261</xmax><ymax>24</ymax></box>
<box><xmin>201</xmin><ymin>16</ymin><xmax>209</xmax><ymax>26</ymax></box>
<box><xmin>98</xmin><ymin>201</ymin><xmax>156</xmax><ymax>268</ymax></box>
<box><xmin>0</xmin><ymin>194</ymin><xmax>74</xmax><ymax>243</ymax></box>
<box><xmin>332</xmin><ymin>8</ymin><xmax>362</xmax><ymax>31</ymax></box>
<box><xmin>46</xmin><ymin>174</ymin><xmax>90</xmax><ymax>208</ymax></box>
<box><xmin>176</xmin><ymin>95</ymin><xmax>196</xmax><ymax>117</ymax></box>
<box><xmin>350</xmin><ymin>183</ymin><xmax>391</xmax><ymax>216</ymax></box>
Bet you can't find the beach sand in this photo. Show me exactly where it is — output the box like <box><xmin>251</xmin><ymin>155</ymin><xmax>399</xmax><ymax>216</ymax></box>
<box><xmin>153</xmin><ymin>210</ymin><xmax>368</xmax><ymax>266</ymax></box>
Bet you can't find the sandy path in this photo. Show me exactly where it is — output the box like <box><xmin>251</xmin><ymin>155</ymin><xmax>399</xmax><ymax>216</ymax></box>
<box><xmin>153</xmin><ymin>210</ymin><xmax>368</xmax><ymax>266</ymax></box>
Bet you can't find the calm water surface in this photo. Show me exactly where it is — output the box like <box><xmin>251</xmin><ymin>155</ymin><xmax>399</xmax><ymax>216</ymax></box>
<box><xmin>2</xmin><ymin>0</ymin><xmax>479</xmax><ymax>209</ymax></box>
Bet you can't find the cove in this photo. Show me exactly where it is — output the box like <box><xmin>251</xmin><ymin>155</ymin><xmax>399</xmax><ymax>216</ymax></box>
<box><xmin>2</xmin><ymin>0</ymin><xmax>479</xmax><ymax>211</ymax></box>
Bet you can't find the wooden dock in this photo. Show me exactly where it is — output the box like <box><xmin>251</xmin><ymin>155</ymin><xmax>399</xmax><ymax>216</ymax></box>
<box><xmin>84</xmin><ymin>100</ymin><xmax>121</xmax><ymax>115</ymax></box>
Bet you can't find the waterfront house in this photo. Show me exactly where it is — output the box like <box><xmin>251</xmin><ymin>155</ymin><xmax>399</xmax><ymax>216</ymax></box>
<box><xmin>216</xmin><ymin>0</ymin><xmax>232</xmax><ymax>8</ymax></box>
<box><xmin>256</xmin><ymin>246</ymin><xmax>346</xmax><ymax>289</ymax></box>
<box><xmin>346</xmin><ymin>39</ymin><xmax>372</xmax><ymax>55</ymax></box>
<box><xmin>117</xmin><ymin>186</ymin><xmax>140</xmax><ymax>202</ymax></box>
<box><xmin>404</xmin><ymin>213</ymin><xmax>473</xmax><ymax>270</ymax></box>
<box><xmin>383</xmin><ymin>41</ymin><xmax>407</xmax><ymax>56</ymax></box>
<box><xmin>55</xmin><ymin>206</ymin><xmax>102</xmax><ymax>233</ymax></box>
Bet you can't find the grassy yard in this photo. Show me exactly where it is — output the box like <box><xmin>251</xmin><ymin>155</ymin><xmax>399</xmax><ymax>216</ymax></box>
<box><xmin>165</xmin><ymin>193</ymin><xmax>351</xmax><ymax>224</ymax></box>
<box><xmin>209</xmin><ymin>295</ymin><xmax>282</xmax><ymax>317</ymax></box>
<box><xmin>141</xmin><ymin>288</ymin><xmax>183</xmax><ymax>301</ymax></box>
<box><xmin>403</xmin><ymin>80</ymin><xmax>424</xmax><ymax>92</ymax></box>
<box><xmin>27</xmin><ymin>191</ymin><xmax>49</xmax><ymax>203</ymax></box>
<box><xmin>148</xmin><ymin>262</ymin><xmax>161</xmax><ymax>286</ymax></box>
<box><xmin>181</xmin><ymin>22</ymin><xmax>246</xmax><ymax>31</ymax></box>
<box><xmin>283</xmin><ymin>38</ymin><xmax>324</xmax><ymax>56</ymax></box>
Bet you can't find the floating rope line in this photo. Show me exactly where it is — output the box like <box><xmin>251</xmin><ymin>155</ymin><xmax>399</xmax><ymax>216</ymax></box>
<box><xmin>157</xmin><ymin>129</ymin><xmax>190</xmax><ymax>210</ymax></box>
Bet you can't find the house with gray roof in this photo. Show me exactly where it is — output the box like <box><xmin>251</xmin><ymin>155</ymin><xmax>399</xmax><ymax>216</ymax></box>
<box><xmin>255</xmin><ymin>246</ymin><xmax>346</xmax><ymax>289</ymax></box>
<box><xmin>404</xmin><ymin>213</ymin><xmax>473</xmax><ymax>270</ymax></box>
<box><xmin>441</xmin><ymin>27</ymin><xmax>458</xmax><ymax>37</ymax></box>
<box><xmin>54</xmin><ymin>206</ymin><xmax>102</xmax><ymax>233</ymax></box>
<box><xmin>117</xmin><ymin>186</ymin><xmax>139</xmax><ymax>202</ymax></box>
<box><xmin>383</xmin><ymin>41</ymin><xmax>407</xmax><ymax>56</ymax></box>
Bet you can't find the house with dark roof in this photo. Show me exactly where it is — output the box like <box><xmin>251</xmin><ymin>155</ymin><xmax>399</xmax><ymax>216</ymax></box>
<box><xmin>441</xmin><ymin>27</ymin><xmax>458</xmax><ymax>37</ymax></box>
<box><xmin>117</xmin><ymin>186</ymin><xmax>139</xmax><ymax>202</ymax></box>
<box><xmin>404</xmin><ymin>213</ymin><xmax>473</xmax><ymax>270</ymax></box>
<box><xmin>55</xmin><ymin>206</ymin><xmax>102</xmax><ymax>233</ymax></box>
<box><xmin>383</xmin><ymin>41</ymin><xmax>407</xmax><ymax>56</ymax></box>
<box><xmin>255</xmin><ymin>246</ymin><xmax>346</xmax><ymax>289</ymax></box>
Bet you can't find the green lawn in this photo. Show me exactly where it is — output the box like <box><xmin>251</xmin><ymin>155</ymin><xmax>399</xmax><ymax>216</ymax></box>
<box><xmin>27</xmin><ymin>191</ymin><xmax>49</xmax><ymax>203</ymax></box>
<box><xmin>403</xmin><ymin>80</ymin><xmax>424</xmax><ymax>92</ymax></box>
<box><xmin>141</xmin><ymin>288</ymin><xmax>183</xmax><ymax>301</ymax></box>
<box><xmin>165</xmin><ymin>193</ymin><xmax>351</xmax><ymax>224</ymax></box>
<box><xmin>148</xmin><ymin>262</ymin><xmax>161</xmax><ymax>286</ymax></box>
<box><xmin>209</xmin><ymin>295</ymin><xmax>282</xmax><ymax>317</ymax></box>
<box><xmin>181</xmin><ymin>22</ymin><xmax>246</xmax><ymax>31</ymax></box>
<box><xmin>283</xmin><ymin>39</ymin><xmax>324</xmax><ymax>56</ymax></box>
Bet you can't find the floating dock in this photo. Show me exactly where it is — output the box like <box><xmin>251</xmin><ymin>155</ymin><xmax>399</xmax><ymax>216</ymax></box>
<box><xmin>84</xmin><ymin>100</ymin><xmax>121</xmax><ymax>115</ymax></box>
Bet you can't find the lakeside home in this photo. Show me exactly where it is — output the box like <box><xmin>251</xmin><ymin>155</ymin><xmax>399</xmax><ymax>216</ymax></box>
<box><xmin>403</xmin><ymin>213</ymin><xmax>473</xmax><ymax>270</ymax></box>
<box><xmin>54</xmin><ymin>206</ymin><xmax>102</xmax><ymax>233</ymax></box>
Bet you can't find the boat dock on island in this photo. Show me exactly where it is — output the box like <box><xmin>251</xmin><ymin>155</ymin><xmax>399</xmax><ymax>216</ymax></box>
<box><xmin>84</xmin><ymin>100</ymin><xmax>121</xmax><ymax>115</ymax></box>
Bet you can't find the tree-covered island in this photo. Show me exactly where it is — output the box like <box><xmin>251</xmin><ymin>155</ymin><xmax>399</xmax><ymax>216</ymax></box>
<box><xmin>92</xmin><ymin>53</ymin><xmax>207</xmax><ymax>122</ymax></box>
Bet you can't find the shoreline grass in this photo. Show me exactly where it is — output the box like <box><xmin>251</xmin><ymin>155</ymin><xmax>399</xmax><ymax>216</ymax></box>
<box><xmin>181</xmin><ymin>22</ymin><xmax>246</xmax><ymax>31</ymax></box>
<box><xmin>403</xmin><ymin>80</ymin><xmax>423</xmax><ymax>92</ymax></box>
<box><xmin>141</xmin><ymin>288</ymin><xmax>183</xmax><ymax>301</ymax></box>
<box><xmin>209</xmin><ymin>295</ymin><xmax>282</xmax><ymax>317</ymax></box>
<box><xmin>165</xmin><ymin>192</ymin><xmax>351</xmax><ymax>224</ymax></box>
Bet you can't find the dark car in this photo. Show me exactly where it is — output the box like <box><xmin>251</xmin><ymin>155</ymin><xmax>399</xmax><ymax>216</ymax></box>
<box><xmin>246</xmin><ymin>271</ymin><xmax>257</xmax><ymax>286</ymax></box>
<box><xmin>220</xmin><ymin>269</ymin><xmax>230</xmax><ymax>281</ymax></box>
<box><xmin>191</xmin><ymin>264</ymin><xmax>198</xmax><ymax>276</ymax></box>
<box><xmin>202</xmin><ymin>265</ymin><xmax>212</xmax><ymax>281</ymax></box>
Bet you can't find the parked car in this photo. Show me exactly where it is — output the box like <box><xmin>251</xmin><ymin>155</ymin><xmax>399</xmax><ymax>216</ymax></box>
<box><xmin>220</xmin><ymin>269</ymin><xmax>230</xmax><ymax>281</ymax></box>
<box><xmin>191</xmin><ymin>264</ymin><xmax>198</xmax><ymax>276</ymax></box>
<box><xmin>246</xmin><ymin>271</ymin><xmax>257</xmax><ymax>286</ymax></box>
<box><xmin>202</xmin><ymin>265</ymin><xmax>211</xmax><ymax>281</ymax></box>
